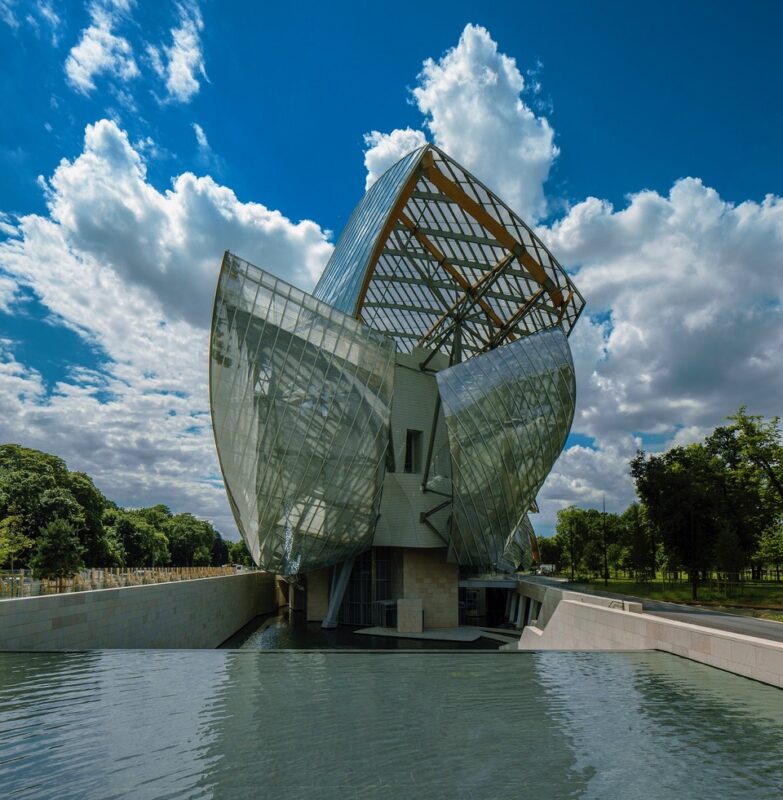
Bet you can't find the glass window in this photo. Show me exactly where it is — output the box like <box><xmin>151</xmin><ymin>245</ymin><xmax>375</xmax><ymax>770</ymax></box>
<box><xmin>404</xmin><ymin>429</ymin><xmax>423</xmax><ymax>474</ymax></box>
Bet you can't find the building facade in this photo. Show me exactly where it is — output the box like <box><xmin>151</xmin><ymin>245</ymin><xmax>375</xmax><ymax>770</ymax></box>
<box><xmin>210</xmin><ymin>144</ymin><xmax>584</xmax><ymax>629</ymax></box>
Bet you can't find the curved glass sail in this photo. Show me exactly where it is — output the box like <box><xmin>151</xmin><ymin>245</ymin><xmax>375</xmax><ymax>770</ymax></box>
<box><xmin>210</xmin><ymin>252</ymin><xmax>396</xmax><ymax>575</ymax></box>
<box><xmin>436</xmin><ymin>326</ymin><xmax>576</xmax><ymax>570</ymax></box>
<box><xmin>211</xmin><ymin>144</ymin><xmax>585</xmax><ymax>580</ymax></box>
<box><xmin>313</xmin><ymin>147</ymin><xmax>427</xmax><ymax>315</ymax></box>
<box><xmin>501</xmin><ymin>514</ymin><xmax>536</xmax><ymax>572</ymax></box>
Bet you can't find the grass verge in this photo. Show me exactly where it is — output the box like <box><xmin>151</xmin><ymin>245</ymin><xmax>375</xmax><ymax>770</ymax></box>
<box><xmin>573</xmin><ymin>578</ymin><xmax>783</xmax><ymax>610</ymax></box>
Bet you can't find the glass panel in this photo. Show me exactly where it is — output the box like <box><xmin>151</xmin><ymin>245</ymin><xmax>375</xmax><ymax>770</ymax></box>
<box><xmin>436</xmin><ymin>326</ymin><xmax>576</xmax><ymax>571</ymax></box>
<box><xmin>313</xmin><ymin>147</ymin><xmax>426</xmax><ymax>315</ymax></box>
<box><xmin>210</xmin><ymin>253</ymin><xmax>396</xmax><ymax>576</ymax></box>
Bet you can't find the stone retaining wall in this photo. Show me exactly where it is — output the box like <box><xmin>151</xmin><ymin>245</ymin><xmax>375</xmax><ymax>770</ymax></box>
<box><xmin>0</xmin><ymin>571</ymin><xmax>277</xmax><ymax>651</ymax></box>
<box><xmin>517</xmin><ymin>580</ymin><xmax>783</xmax><ymax>688</ymax></box>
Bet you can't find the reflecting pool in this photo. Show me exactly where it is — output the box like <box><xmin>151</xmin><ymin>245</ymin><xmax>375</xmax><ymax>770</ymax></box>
<box><xmin>0</xmin><ymin>651</ymin><xmax>781</xmax><ymax>799</ymax></box>
<box><xmin>221</xmin><ymin>611</ymin><xmax>501</xmax><ymax>649</ymax></box>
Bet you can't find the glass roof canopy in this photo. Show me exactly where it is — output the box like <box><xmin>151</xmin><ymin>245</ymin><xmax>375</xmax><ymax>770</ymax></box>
<box><xmin>315</xmin><ymin>144</ymin><xmax>585</xmax><ymax>359</ymax></box>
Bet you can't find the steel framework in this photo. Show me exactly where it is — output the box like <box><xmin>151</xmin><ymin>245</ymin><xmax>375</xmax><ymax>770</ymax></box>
<box><xmin>314</xmin><ymin>145</ymin><xmax>584</xmax><ymax>359</ymax></box>
<box><xmin>210</xmin><ymin>144</ymin><xmax>585</xmax><ymax>576</ymax></box>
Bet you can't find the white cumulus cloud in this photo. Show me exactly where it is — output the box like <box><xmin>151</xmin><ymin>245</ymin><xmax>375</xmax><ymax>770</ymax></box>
<box><xmin>0</xmin><ymin>118</ymin><xmax>333</xmax><ymax>535</ymax></box>
<box><xmin>149</xmin><ymin>1</ymin><xmax>206</xmax><ymax>104</ymax></box>
<box><xmin>534</xmin><ymin>179</ymin><xmax>783</xmax><ymax>531</ymax></box>
<box><xmin>363</xmin><ymin>128</ymin><xmax>427</xmax><ymax>190</ymax></box>
<box><xmin>363</xmin><ymin>23</ymin><xmax>558</xmax><ymax>222</ymax></box>
<box><xmin>65</xmin><ymin>0</ymin><xmax>139</xmax><ymax>95</ymax></box>
<box><xmin>34</xmin><ymin>119</ymin><xmax>332</xmax><ymax>326</ymax></box>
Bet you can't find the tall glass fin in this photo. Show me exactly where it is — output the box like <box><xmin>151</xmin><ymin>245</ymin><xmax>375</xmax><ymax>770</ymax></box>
<box><xmin>210</xmin><ymin>253</ymin><xmax>396</xmax><ymax>575</ymax></box>
<box><xmin>436</xmin><ymin>326</ymin><xmax>576</xmax><ymax>570</ymax></box>
<box><xmin>313</xmin><ymin>147</ymin><xmax>427</xmax><ymax>315</ymax></box>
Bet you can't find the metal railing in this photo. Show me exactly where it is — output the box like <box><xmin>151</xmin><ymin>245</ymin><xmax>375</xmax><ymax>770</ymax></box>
<box><xmin>0</xmin><ymin>566</ymin><xmax>254</xmax><ymax>599</ymax></box>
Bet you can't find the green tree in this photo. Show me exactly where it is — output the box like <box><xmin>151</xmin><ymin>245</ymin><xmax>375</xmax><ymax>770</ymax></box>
<box><xmin>67</xmin><ymin>472</ymin><xmax>109</xmax><ymax>566</ymax></box>
<box><xmin>582</xmin><ymin>507</ymin><xmax>624</xmax><ymax>584</ymax></box>
<box><xmin>0</xmin><ymin>515</ymin><xmax>33</xmax><ymax>570</ymax></box>
<box><xmin>228</xmin><ymin>538</ymin><xmax>254</xmax><ymax>567</ymax></box>
<box><xmin>714</xmin><ymin>523</ymin><xmax>746</xmax><ymax>578</ymax></box>
<box><xmin>537</xmin><ymin>536</ymin><xmax>562</xmax><ymax>572</ymax></box>
<box><xmin>607</xmin><ymin>541</ymin><xmax>626</xmax><ymax>579</ymax></box>
<box><xmin>554</xmin><ymin>506</ymin><xmax>589</xmax><ymax>581</ymax></box>
<box><xmin>211</xmin><ymin>531</ymin><xmax>229</xmax><ymax>566</ymax></box>
<box><xmin>632</xmin><ymin>445</ymin><xmax>721</xmax><ymax>599</ymax></box>
<box><xmin>103</xmin><ymin>509</ymin><xmax>170</xmax><ymax>567</ymax></box>
<box><xmin>721</xmin><ymin>408</ymin><xmax>783</xmax><ymax>506</ymax></box>
<box><xmin>132</xmin><ymin>504</ymin><xmax>173</xmax><ymax>532</ymax></box>
<box><xmin>167</xmin><ymin>513</ymin><xmax>218</xmax><ymax>566</ymax></box>
<box><xmin>623</xmin><ymin>503</ymin><xmax>655</xmax><ymax>580</ymax></box>
<box><xmin>30</xmin><ymin>518</ymin><xmax>84</xmax><ymax>588</ymax></box>
<box><xmin>0</xmin><ymin>445</ymin><xmax>116</xmax><ymax>568</ymax></box>
<box><xmin>706</xmin><ymin>418</ymin><xmax>778</xmax><ymax>575</ymax></box>
<box><xmin>756</xmin><ymin>528</ymin><xmax>783</xmax><ymax>581</ymax></box>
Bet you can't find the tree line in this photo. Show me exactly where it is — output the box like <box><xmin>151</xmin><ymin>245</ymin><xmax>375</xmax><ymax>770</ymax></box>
<box><xmin>540</xmin><ymin>409</ymin><xmax>783</xmax><ymax>598</ymax></box>
<box><xmin>0</xmin><ymin>444</ymin><xmax>253</xmax><ymax>581</ymax></box>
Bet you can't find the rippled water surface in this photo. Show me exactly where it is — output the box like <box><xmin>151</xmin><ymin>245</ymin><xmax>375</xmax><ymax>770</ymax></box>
<box><xmin>1</xmin><ymin>650</ymin><xmax>782</xmax><ymax>799</ymax></box>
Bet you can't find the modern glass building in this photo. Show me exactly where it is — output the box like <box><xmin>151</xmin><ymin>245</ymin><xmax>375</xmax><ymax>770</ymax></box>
<box><xmin>210</xmin><ymin>144</ymin><xmax>584</xmax><ymax>629</ymax></box>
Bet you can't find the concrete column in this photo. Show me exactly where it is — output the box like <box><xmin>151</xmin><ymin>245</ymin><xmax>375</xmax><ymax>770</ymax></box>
<box><xmin>515</xmin><ymin>594</ymin><xmax>526</xmax><ymax>628</ymax></box>
<box><xmin>306</xmin><ymin>568</ymin><xmax>330</xmax><ymax>622</ymax></box>
<box><xmin>509</xmin><ymin>593</ymin><xmax>520</xmax><ymax>625</ymax></box>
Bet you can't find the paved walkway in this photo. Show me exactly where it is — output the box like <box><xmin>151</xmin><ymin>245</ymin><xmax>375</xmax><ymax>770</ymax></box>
<box><xmin>528</xmin><ymin>576</ymin><xmax>783</xmax><ymax>643</ymax></box>
<box><xmin>355</xmin><ymin>626</ymin><xmax>520</xmax><ymax>645</ymax></box>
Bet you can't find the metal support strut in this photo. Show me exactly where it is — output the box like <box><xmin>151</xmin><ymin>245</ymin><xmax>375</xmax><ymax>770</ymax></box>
<box><xmin>321</xmin><ymin>557</ymin><xmax>354</xmax><ymax>629</ymax></box>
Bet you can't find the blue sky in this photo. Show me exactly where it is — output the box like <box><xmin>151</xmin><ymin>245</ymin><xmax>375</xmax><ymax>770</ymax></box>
<box><xmin>4</xmin><ymin>1</ymin><xmax>782</xmax><ymax>226</ymax></box>
<box><xmin>1</xmin><ymin>0</ymin><xmax>782</xmax><ymax>536</ymax></box>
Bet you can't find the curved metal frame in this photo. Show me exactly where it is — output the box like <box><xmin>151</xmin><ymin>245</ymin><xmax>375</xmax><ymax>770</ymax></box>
<box><xmin>315</xmin><ymin>144</ymin><xmax>585</xmax><ymax>359</ymax></box>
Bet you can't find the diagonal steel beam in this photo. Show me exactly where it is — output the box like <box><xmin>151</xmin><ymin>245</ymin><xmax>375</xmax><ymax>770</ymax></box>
<box><xmin>480</xmin><ymin>287</ymin><xmax>547</xmax><ymax>351</ymax></box>
<box><xmin>397</xmin><ymin>210</ymin><xmax>507</xmax><ymax>334</ymax></box>
<box><xmin>415</xmin><ymin>251</ymin><xmax>515</xmax><ymax>347</ymax></box>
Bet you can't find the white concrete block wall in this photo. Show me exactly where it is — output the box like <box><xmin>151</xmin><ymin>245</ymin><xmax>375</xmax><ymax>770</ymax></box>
<box><xmin>0</xmin><ymin>572</ymin><xmax>277</xmax><ymax>651</ymax></box>
<box><xmin>516</xmin><ymin>584</ymin><xmax>783</xmax><ymax>689</ymax></box>
<box><xmin>374</xmin><ymin>349</ymin><xmax>451</xmax><ymax>549</ymax></box>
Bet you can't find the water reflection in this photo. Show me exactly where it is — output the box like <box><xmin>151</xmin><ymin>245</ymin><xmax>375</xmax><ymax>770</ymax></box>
<box><xmin>535</xmin><ymin>651</ymin><xmax>783</xmax><ymax>800</ymax></box>
<box><xmin>0</xmin><ymin>651</ymin><xmax>231</xmax><ymax>799</ymax></box>
<box><xmin>0</xmin><ymin>651</ymin><xmax>781</xmax><ymax>799</ymax></box>
<box><xmin>202</xmin><ymin>651</ymin><xmax>587</xmax><ymax>799</ymax></box>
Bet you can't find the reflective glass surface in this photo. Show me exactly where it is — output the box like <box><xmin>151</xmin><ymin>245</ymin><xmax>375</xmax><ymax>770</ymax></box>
<box><xmin>313</xmin><ymin>147</ymin><xmax>426</xmax><ymax>315</ymax></box>
<box><xmin>210</xmin><ymin>253</ymin><xmax>396</xmax><ymax>575</ymax></box>
<box><xmin>436</xmin><ymin>327</ymin><xmax>576</xmax><ymax>570</ymax></box>
<box><xmin>502</xmin><ymin>513</ymin><xmax>536</xmax><ymax>570</ymax></box>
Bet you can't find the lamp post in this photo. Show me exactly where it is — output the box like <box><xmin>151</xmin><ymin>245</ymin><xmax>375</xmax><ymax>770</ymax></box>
<box><xmin>602</xmin><ymin>494</ymin><xmax>609</xmax><ymax>588</ymax></box>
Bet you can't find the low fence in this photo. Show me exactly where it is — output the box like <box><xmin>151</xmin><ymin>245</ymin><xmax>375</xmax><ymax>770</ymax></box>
<box><xmin>0</xmin><ymin>566</ymin><xmax>255</xmax><ymax>599</ymax></box>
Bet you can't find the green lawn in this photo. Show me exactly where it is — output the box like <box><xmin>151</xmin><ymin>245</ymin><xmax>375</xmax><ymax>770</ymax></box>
<box><xmin>570</xmin><ymin>577</ymin><xmax>783</xmax><ymax>610</ymax></box>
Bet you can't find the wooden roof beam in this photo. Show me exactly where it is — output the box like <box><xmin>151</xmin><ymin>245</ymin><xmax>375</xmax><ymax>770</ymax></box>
<box><xmin>422</xmin><ymin>162</ymin><xmax>566</xmax><ymax>308</ymax></box>
<box><xmin>481</xmin><ymin>287</ymin><xmax>547</xmax><ymax>351</ymax></box>
<box><xmin>392</xmin><ymin>222</ymin><xmax>503</xmax><ymax>249</ymax></box>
